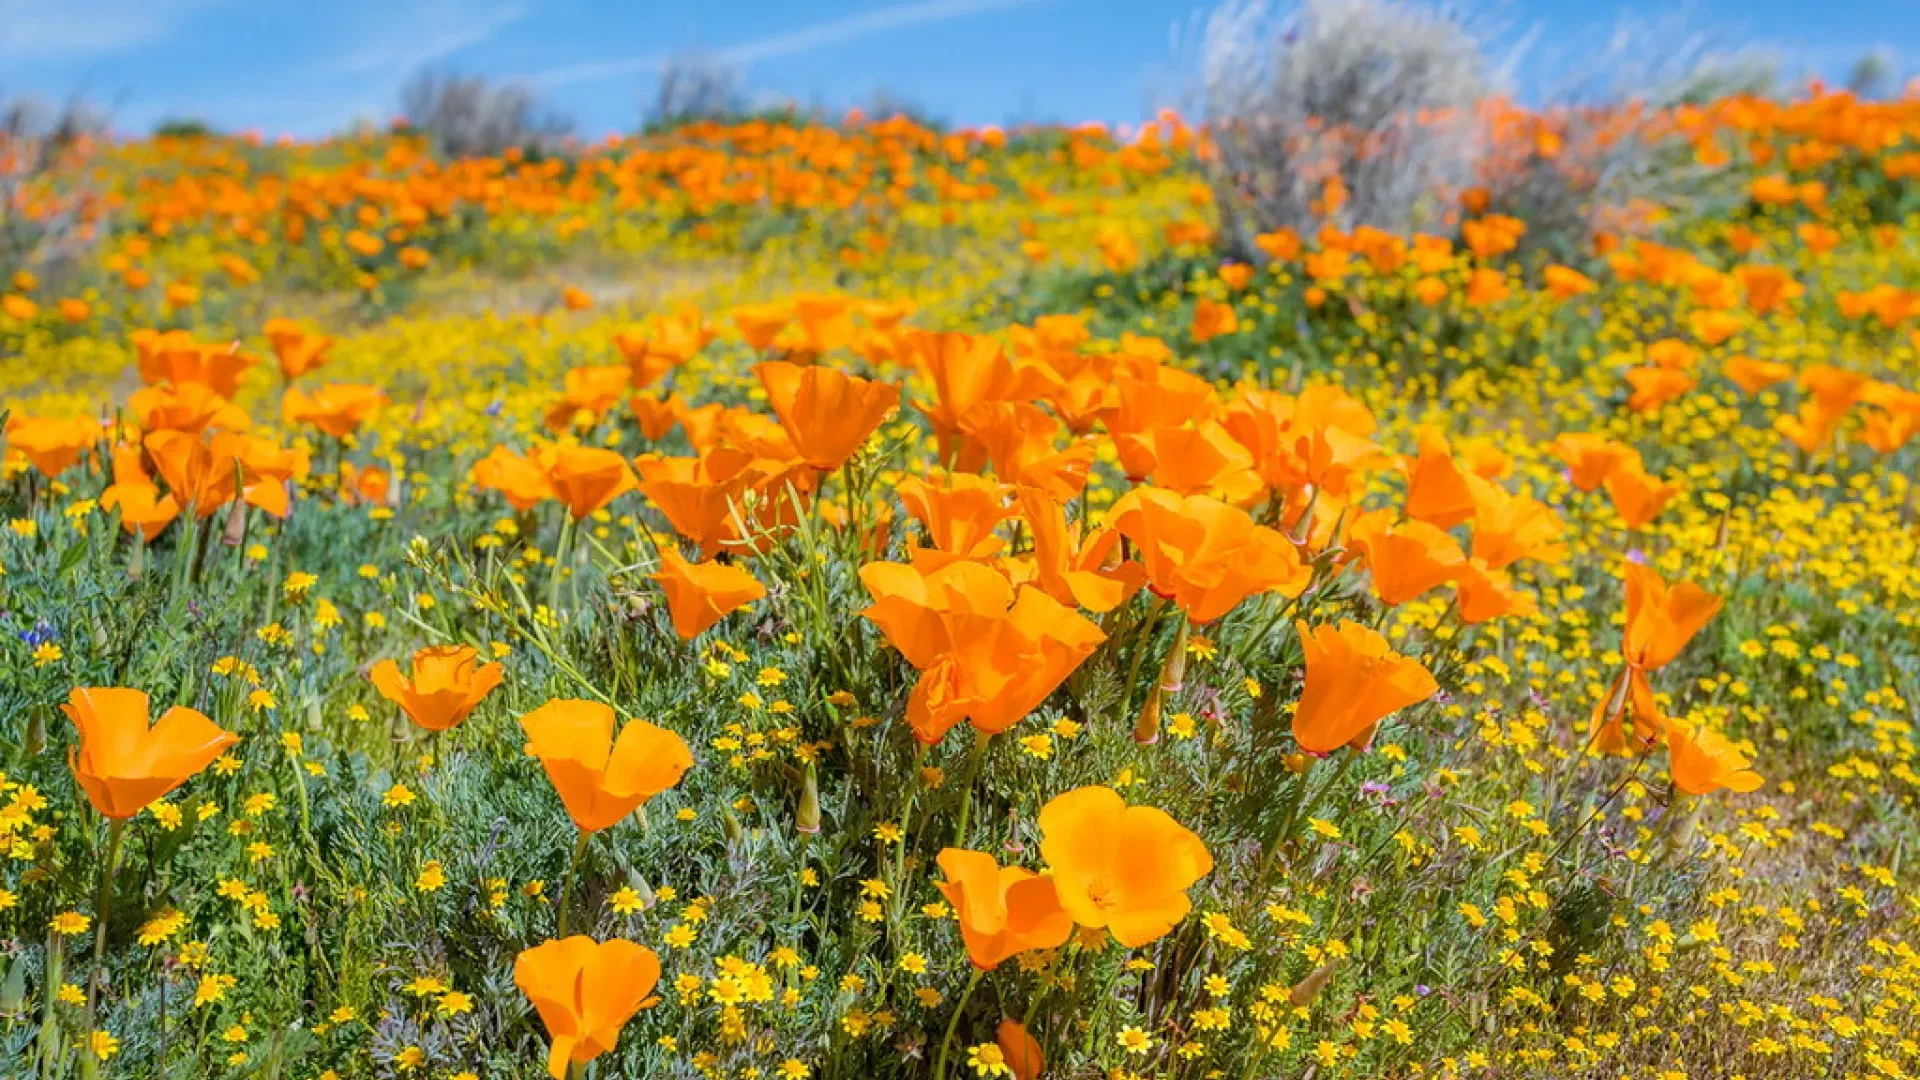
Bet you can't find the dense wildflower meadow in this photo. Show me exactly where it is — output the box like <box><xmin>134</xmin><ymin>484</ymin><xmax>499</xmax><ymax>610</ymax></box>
<box><xmin>1</xmin><ymin>88</ymin><xmax>1918</xmax><ymax>1080</ymax></box>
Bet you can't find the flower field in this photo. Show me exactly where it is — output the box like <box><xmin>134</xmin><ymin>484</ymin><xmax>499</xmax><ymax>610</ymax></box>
<box><xmin>1</xmin><ymin>91</ymin><xmax>1918</xmax><ymax>1080</ymax></box>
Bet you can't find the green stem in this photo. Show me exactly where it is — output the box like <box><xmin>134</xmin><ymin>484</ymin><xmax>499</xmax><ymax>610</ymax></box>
<box><xmin>39</xmin><ymin>930</ymin><xmax>64</xmax><ymax>1074</ymax></box>
<box><xmin>951</xmin><ymin>731</ymin><xmax>991</xmax><ymax>847</ymax></box>
<box><xmin>86</xmin><ymin>819</ymin><xmax>126</xmax><ymax>1023</ymax></box>
<box><xmin>1258</xmin><ymin>750</ymin><xmax>1357</xmax><ymax>889</ymax></box>
<box><xmin>549</xmin><ymin>515</ymin><xmax>575</xmax><ymax>616</ymax></box>
<box><xmin>556</xmin><ymin>830</ymin><xmax>592</xmax><ymax>938</ymax></box>
<box><xmin>888</xmin><ymin>753</ymin><xmax>923</xmax><ymax>926</ymax></box>
<box><xmin>934</xmin><ymin>967</ymin><xmax>985</xmax><ymax>1080</ymax></box>
<box><xmin>1117</xmin><ymin>596</ymin><xmax>1168</xmax><ymax>723</ymax></box>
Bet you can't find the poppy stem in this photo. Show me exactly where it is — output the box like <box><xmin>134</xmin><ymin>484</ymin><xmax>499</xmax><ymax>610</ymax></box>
<box><xmin>1118</xmin><ymin>596</ymin><xmax>1168</xmax><ymax>725</ymax></box>
<box><xmin>85</xmin><ymin>818</ymin><xmax>125</xmax><ymax>1023</ymax></box>
<box><xmin>933</xmin><ymin>966</ymin><xmax>985</xmax><ymax>1080</ymax></box>
<box><xmin>951</xmin><ymin>731</ymin><xmax>991</xmax><ymax>847</ymax></box>
<box><xmin>549</xmin><ymin>515</ymin><xmax>575</xmax><ymax>615</ymax></box>
<box><xmin>556</xmin><ymin>830</ymin><xmax>591</xmax><ymax>938</ymax></box>
<box><xmin>1260</xmin><ymin>749</ymin><xmax>1356</xmax><ymax>889</ymax></box>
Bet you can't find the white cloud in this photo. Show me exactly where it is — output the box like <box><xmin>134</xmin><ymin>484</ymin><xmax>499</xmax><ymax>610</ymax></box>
<box><xmin>524</xmin><ymin>0</ymin><xmax>1042</xmax><ymax>88</ymax></box>
<box><xmin>0</xmin><ymin>0</ymin><xmax>221</xmax><ymax>60</ymax></box>
<box><xmin>327</xmin><ymin>0</ymin><xmax>528</xmax><ymax>76</ymax></box>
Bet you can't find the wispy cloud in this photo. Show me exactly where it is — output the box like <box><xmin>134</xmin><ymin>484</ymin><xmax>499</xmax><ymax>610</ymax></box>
<box><xmin>0</xmin><ymin>0</ymin><xmax>222</xmax><ymax>61</ymax></box>
<box><xmin>524</xmin><ymin>0</ymin><xmax>1041</xmax><ymax>88</ymax></box>
<box><xmin>327</xmin><ymin>0</ymin><xmax>528</xmax><ymax>76</ymax></box>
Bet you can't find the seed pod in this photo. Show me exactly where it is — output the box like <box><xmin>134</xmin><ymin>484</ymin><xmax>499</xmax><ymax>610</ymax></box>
<box><xmin>1131</xmin><ymin>684</ymin><xmax>1162</xmax><ymax>744</ymax></box>
<box><xmin>796</xmin><ymin>763</ymin><xmax>822</xmax><ymax>835</ymax></box>
<box><xmin>221</xmin><ymin>494</ymin><xmax>247</xmax><ymax>548</ymax></box>
<box><xmin>1289</xmin><ymin>960</ymin><xmax>1339</xmax><ymax>1007</ymax></box>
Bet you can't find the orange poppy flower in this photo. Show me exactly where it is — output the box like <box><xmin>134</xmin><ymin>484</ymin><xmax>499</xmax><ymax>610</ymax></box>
<box><xmin>1451</xmin><ymin>558</ymin><xmax>1537</xmax><ymax>625</ymax></box>
<box><xmin>635</xmin><ymin>450</ymin><xmax>781</xmax><ymax>558</ymax></box>
<box><xmin>1722</xmin><ymin>356</ymin><xmax>1793</xmax><ymax>395</ymax></box>
<box><xmin>1591</xmin><ymin>667</ymin><xmax>1667</xmax><ymax>756</ymax></box>
<box><xmin>518</xmin><ymin>700</ymin><xmax>694</xmax><ymax>832</ymax></box>
<box><xmin>1292</xmin><ymin>620</ymin><xmax>1439</xmax><ymax>753</ymax></box>
<box><xmin>1666</xmin><ymin>723</ymin><xmax>1763</xmax><ymax>795</ymax></box>
<box><xmin>1603</xmin><ymin>463</ymin><xmax>1681</xmax><ymax>530</ymax></box>
<box><xmin>1625</xmin><ymin>367</ymin><xmax>1696</xmax><ymax>414</ymax></box>
<box><xmin>755</xmin><ymin>360</ymin><xmax>900</xmax><ymax>471</ymax></box>
<box><xmin>473</xmin><ymin>445</ymin><xmax>557</xmax><ymax>510</ymax></box>
<box><xmin>282</xmin><ymin>383</ymin><xmax>386</xmax><ymax>439</ymax></box>
<box><xmin>1733</xmin><ymin>263</ymin><xmax>1800</xmax><ymax>315</ymax></box>
<box><xmin>1004</xmin><ymin>488</ymin><xmax>1144</xmax><ymax>614</ymax></box>
<box><xmin>1464</xmin><ymin>267</ymin><xmax>1510</xmax><ymax>306</ymax></box>
<box><xmin>1028</xmin><ymin>349</ymin><xmax>1117</xmax><ymax>434</ymax></box>
<box><xmin>514</xmin><ymin>936</ymin><xmax>662</xmax><ymax>1080</ymax></box>
<box><xmin>631</xmin><ymin>308</ymin><xmax>714</xmax><ymax>371</ymax></box>
<box><xmin>934</xmin><ymin>848</ymin><xmax>1073</xmax><ymax>969</ymax></box>
<box><xmin>1254</xmin><ymin>228</ymin><xmax>1300</xmax><ymax>262</ymax></box>
<box><xmin>1220</xmin><ymin>386</ymin><xmax>1383</xmax><ymax>500</ymax></box>
<box><xmin>1688</xmin><ymin>309</ymin><xmax>1742</xmax><ymax>346</ymax></box>
<box><xmin>615</xmin><ymin>320</ymin><xmax>702</xmax><ymax>390</ymax></box>
<box><xmin>859</xmin><ymin>558</ymin><xmax>1104</xmax><ymax>743</ymax></box>
<box><xmin>1543</xmin><ymin>264</ymin><xmax>1596</xmax><ymax>299</ymax></box>
<box><xmin>1860</xmin><ymin>406</ymin><xmax>1920</xmax><ymax>455</ymax></box>
<box><xmin>1777</xmin><ymin>380</ymin><xmax>1857</xmax><ymax>451</ymax></box>
<box><xmin>222</xmin><ymin>433</ymin><xmax>310</xmax><ymax>519</ymax></box>
<box><xmin>1112</xmin><ymin>421</ymin><xmax>1263</xmax><ymax>504</ymax></box>
<box><xmin>101</xmin><ymin>451</ymin><xmax>182</xmax><ymax>539</ymax></box>
<box><xmin>62</xmin><ymin>687</ymin><xmax>239</xmax><ymax>819</ymax></box>
<box><xmin>130</xmin><ymin>382</ymin><xmax>251</xmax><ymax>435</ymax></box>
<box><xmin>1548</xmin><ymin>432</ymin><xmax>1636</xmax><ymax>492</ymax></box>
<box><xmin>5</xmin><ymin>414</ymin><xmax>101</xmax><ymax>477</ymax></box>
<box><xmin>370</xmin><ymin>645</ymin><xmax>505</xmax><ymax>732</ymax></box>
<box><xmin>144</xmin><ymin>430</ymin><xmax>239</xmax><ymax>517</ymax></box>
<box><xmin>958</xmin><ymin>401</ymin><xmax>1096</xmax><ymax>501</ymax></box>
<box><xmin>732</xmin><ymin>300</ymin><xmax>793</xmax><ymax>351</ymax></box>
<box><xmin>904</xmin><ymin>330</ymin><xmax>1055</xmax><ymax>470</ymax></box>
<box><xmin>997</xmin><ymin>1020</ymin><xmax>1044</xmax><ymax>1080</ymax></box>
<box><xmin>1107</xmin><ymin>486</ymin><xmax>1308</xmax><ymax>622</ymax></box>
<box><xmin>628</xmin><ymin>392</ymin><xmax>685</xmax><ymax>442</ymax></box>
<box><xmin>132</xmin><ymin>329</ymin><xmax>257</xmax><ymax>396</ymax></box>
<box><xmin>1399</xmin><ymin>429</ymin><xmax>1478</xmax><ymax>529</ymax></box>
<box><xmin>561</xmin><ymin>285</ymin><xmax>594</xmax><ymax>311</ymax></box>
<box><xmin>1099</xmin><ymin>363</ymin><xmax>1217</xmax><ymax>438</ymax></box>
<box><xmin>1467</xmin><ymin>485</ymin><xmax>1566</xmax><ymax>570</ymax></box>
<box><xmin>897</xmin><ymin>474</ymin><xmax>1013</xmax><ymax>559</ymax></box>
<box><xmin>1350</xmin><ymin>510</ymin><xmax>1466</xmax><ymax>607</ymax></box>
<box><xmin>546</xmin><ymin>445</ymin><xmax>638</xmax><ymax>520</ymax></box>
<box><xmin>544</xmin><ymin>366</ymin><xmax>633</xmax><ymax>431</ymax></box>
<box><xmin>1190</xmin><ymin>298</ymin><xmax>1238</xmax><ymax>343</ymax></box>
<box><xmin>1037</xmin><ymin>785</ymin><xmax>1212</xmax><ymax>948</ymax></box>
<box><xmin>790</xmin><ymin>292</ymin><xmax>856</xmax><ymax>356</ymax></box>
<box><xmin>1621</xmin><ymin>564</ymin><xmax>1720</xmax><ymax>672</ymax></box>
<box><xmin>651</xmin><ymin>549</ymin><xmax>766</xmax><ymax>639</ymax></box>
<box><xmin>263</xmin><ymin>318</ymin><xmax>332</xmax><ymax>380</ymax></box>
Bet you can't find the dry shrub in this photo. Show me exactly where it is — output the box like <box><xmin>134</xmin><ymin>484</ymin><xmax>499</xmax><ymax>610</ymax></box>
<box><xmin>645</xmin><ymin>51</ymin><xmax>747</xmax><ymax>132</ymax></box>
<box><xmin>1475</xmin><ymin>19</ymin><xmax>1781</xmax><ymax>258</ymax></box>
<box><xmin>0</xmin><ymin>93</ymin><xmax>110</xmax><ymax>282</ymax></box>
<box><xmin>1198</xmin><ymin>0</ymin><xmax>1491</xmax><ymax>256</ymax></box>
<box><xmin>1194</xmin><ymin>0</ymin><xmax>1780</xmax><ymax>260</ymax></box>
<box><xmin>399</xmin><ymin>70</ymin><xmax>574</xmax><ymax>159</ymax></box>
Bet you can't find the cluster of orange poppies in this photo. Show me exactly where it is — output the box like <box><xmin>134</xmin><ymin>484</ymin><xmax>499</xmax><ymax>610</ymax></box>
<box><xmin>1592</xmin><ymin>565</ymin><xmax>1761</xmax><ymax>794</ymax></box>
<box><xmin>5</xmin><ymin>318</ymin><xmax>398</xmax><ymax>543</ymax></box>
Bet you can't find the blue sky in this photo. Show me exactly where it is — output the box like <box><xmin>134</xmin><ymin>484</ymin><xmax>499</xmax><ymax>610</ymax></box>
<box><xmin>0</xmin><ymin>0</ymin><xmax>1912</xmax><ymax>138</ymax></box>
